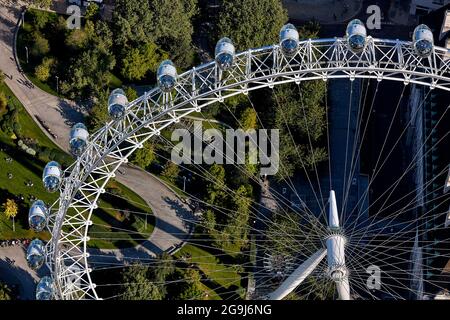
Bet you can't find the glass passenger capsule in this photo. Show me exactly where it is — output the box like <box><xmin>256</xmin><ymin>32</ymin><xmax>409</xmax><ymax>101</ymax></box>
<box><xmin>413</xmin><ymin>24</ymin><xmax>434</xmax><ymax>58</ymax></box>
<box><xmin>215</xmin><ymin>37</ymin><xmax>235</xmax><ymax>70</ymax></box>
<box><xmin>157</xmin><ymin>60</ymin><xmax>178</xmax><ymax>92</ymax></box>
<box><xmin>279</xmin><ymin>24</ymin><xmax>299</xmax><ymax>56</ymax></box>
<box><xmin>346</xmin><ymin>19</ymin><xmax>367</xmax><ymax>53</ymax></box>
<box><xmin>42</xmin><ymin>161</ymin><xmax>62</xmax><ymax>193</ymax></box>
<box><xmin>69</xmin><ymin>123</ymin><xmax>89</xmax><ymax>157</ymax></box>
<box><xmin>26</xmin><ymin>239</ymin><xmax>46</xmax><ymax>270</ymax></box>
<box><xmin>108</xmin><ymin>88</ymin><xmax>128</xmax><ymax>120</ymax></box>
<box><xmin>28</xmin><ymin>200</ymin><xmax>48</xmax><ymax>232</ymax></box>
<box><xmin>36</xmin><ymin>276</ymin><xmax>53</xmax><ymax>300</ymax></box>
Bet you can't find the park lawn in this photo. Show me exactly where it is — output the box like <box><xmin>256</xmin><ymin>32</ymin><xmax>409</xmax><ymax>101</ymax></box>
<box><xmin>88</xmin><ymin>181</ymin><xmax>155</xmax><ymax>250</ymax></box>
<box><xmin>0</xmin><ymin>139</ymin><xmax>55</xmax><ymax>241</ymax></box>
<box><xmin>175</xmin><ymin>244</ymin><xmax>244</xmax><ymax>294</ymax></box>
<box><xmin>0</xmin><ymin>83</ymin><xmax>154</xmax><ymax>248</ymax></box>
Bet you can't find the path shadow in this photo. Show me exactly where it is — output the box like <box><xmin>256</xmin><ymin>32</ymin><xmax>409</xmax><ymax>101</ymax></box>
<box><xmin>0</xmin><ymin>257</ymin><xmax>36</xmax><ymax>300</ymax></box>
<box><xmin>57</xmin><ymin>100</ymin><xmax>84</xmax><ymax>127</ymax></box>
<box><xmin>162</xmin><ymin>196</ymin><xmax>195</xmax><ymax>231</ymax></box>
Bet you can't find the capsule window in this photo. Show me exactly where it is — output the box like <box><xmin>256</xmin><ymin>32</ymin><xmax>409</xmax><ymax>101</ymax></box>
<box><xmin>157</xmin><ymin>60</ymin><xmax>178</xmax><ymax>92</ymax></box>
<box><xmin>280</xmin><ymin>24</ymin><xmax>299</xmax><ymax>56</ymax></box>
<box><xmin>346</xmin><ymin>19</ymin><xmax>367</xmax><ymax>53</ymax></box>
<box><xmin>215</xmin><ymin>37</ymin><xmax>235</xmax><ymax>70</ymax></box>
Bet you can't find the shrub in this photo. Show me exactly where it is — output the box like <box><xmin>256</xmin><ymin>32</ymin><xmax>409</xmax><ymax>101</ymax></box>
<box><xmin>0</xmin><ymin>91</ymin><xmax>7</xmax><ymax>114</ymax></box>
<box><xmin>26</xmin><ymin>148</ymin><xmax>37</xmax><ymax>156</ymax></box>
<box><xmin>34</xmin><ymin>57</ymin><xmax>55</xmax><ymax>82</ymax></box>
<box><xmin>13</xmin><ymin>122</ymin><xmax>21</xmax><ymax>135</ymax></box>
<box><xmin>161</xmin><ymin>161</ymin><xmax>180</xmax><ymax>183</ymax></box>
<box><xmin>31</xmin><ymin>31</ymin><xmax>50</xmax><ymax>57</ymax></box>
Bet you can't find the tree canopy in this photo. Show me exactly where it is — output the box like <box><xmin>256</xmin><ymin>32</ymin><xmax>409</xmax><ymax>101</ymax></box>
<box><xmin>113</xmin><ymin>0</ymin><xmax>198</xmax><ymax>69</ymax></box>
<box><xmin>217</xmin><ymin>0</ymin><xmax>288</xmax><ymax>50</ymax></box>
<box><xmin>120</xmin><ymin>263</ymin><xmax>163</xmax><ymax>300</ymax></box>
<box><xmin>132</xmin><ymin>142</ymin><xmax>156</xmax><ymax>169</ymax></box>
<box><xmin>3</xmin><ymin>199</ymin><xmax>18</xmax><ymax>220</ymax></box>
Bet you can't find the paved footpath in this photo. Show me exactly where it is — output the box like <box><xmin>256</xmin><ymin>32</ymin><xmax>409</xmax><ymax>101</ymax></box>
<box><xmin>0</xmin><ymin>1</ymin><xmax>193</xmax><ymax>287</ymax></box>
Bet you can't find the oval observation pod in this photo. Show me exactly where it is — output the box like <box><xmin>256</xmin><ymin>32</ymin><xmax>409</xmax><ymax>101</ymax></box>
<box><xmin>413</xmin><ymin>24</ymin><xmax>434</xmax><ymax>58</ymax></box>
<box><xmin>26</xmin><ymin>239</ymin><xmax>46</xmax><ymax>270</ymax></box>
<box><xmin>108</xmin><ymin>88</ymin><xmax>128</xmax><ymax>120</ymax></box>
<box><xmin>42</xmin><ymin>161</ymin><xmax>62</xmax><ymax>193</ymax></box>
<box><xmin>28</xmin><ymin>200</ymin><xmax>48</xmax><ymax>232</ymax></box>
<box><xmin>279</xmin><ymin>23</ymin><xmax>299</xmax><ymax>56</ymax></box>
<box><xmin>346</xmin><ymin>19</ymin><xmax>367</xmax><ymax>53</ymax></box>
<box><xmin>215</xmin><ymin>37</ymin><xmax>235</xmax><ymax>70</ymax></box>
<box><xmin>69</xmin><ymin>123</ymin><xmax>89</xmax><ymax>157</ymax></box>
<box><xmin>157</xmin><ymin>60</ymin><xmax>177</xmax><ymax>92</ymax></box>
<box><xmin>36</xmin><ymin>276</ymin><xmax>54</xmax><ymax>300</ymax></box>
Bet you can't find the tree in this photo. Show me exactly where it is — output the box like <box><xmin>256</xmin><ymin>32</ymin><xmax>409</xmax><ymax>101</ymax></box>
<box><xmin>30</xmin><ymin>32</ymin><xmax>50</xmax><ymax>57</ymax></box>
<box><xmin>239</xmin><ymin>107</ymin><xmax>258</xmax><ymax>130</ymax></box>
<box><xmin>65</xmin><ymin>29</ymin><xmax>89</xmax><ymax>51</ymax></box>
<box><xmin>120</xmin><ymin>263</ymin><xmax>163</xmax><ymax>300</ymax></box>
<box><xmin>34</xmin><ymin>57</ymin><xmax>55</xmax><ymax>82</ymax></box>
<box><xmin>31</xmin><ymin>0</ymin><xmax>52</xmax><ymax>10</ymax></box>
<box><xmin>161</xmin><ymin>161</ymin><xmax>180</xmax><ymax>183</ymax></box>
<box><xmin>177</xmin><ymin>268</ymin><xmax>204</xmax><ymax>300</ymax></box>
<box><xmin>0</xmin><ymin>283</ymin><xmax>12</xmax><ymax>300</ymax></box>
<box><xmin>0</xmin><ymin>91</ymin><xmax>7</xmax><ymax>114</ymax></box>
<box><xmin>0</xmin><ymin>70</ymin><xmax>5</xmax><ymax>84</ymax></box>
<box><xmin>149</xmin><ymin>0</ymin><xmax>198</xmax><ymax>68</ymax></box>
<box><xmin>87</xmin><ymin>89</ymin><xmax>109</xmax><ymax>131</ymax></box>
<box><xmin>29</xmin><ymin>8</ymin><xmax>50</xmax><ymax>29</ymax></box>
<box><xmin>3</xmin><ymin>199</ymin><xmax>18</xmax><ymax>232</ymax></box>
<box><xmin>113</xmin><ymin>0</ymin><xmax>198</xmax><ymax>69</ymax></box>
<box><xmin>205</xmin><ymin>164</ymin><xmax>227</xmax><ymax>205</ymax></box>
<box><xmin>112</xmin><ymin>0</ymin><xmax>155</xmax><ymax>48</ymax></box>
<box><xmin>124</xmin><ymin>86</ymin><xmax>138</xmax><ymax>101</ymax></box>
<box><xmin>66</xmin><ymin>48</ymin><xmax>115</xmax><ymax>99</ymax></box>
<box><xmin>132</xmin><ymin>142</ymin><xmax>156</xmax><ymax>169</ymax></box>
<box><xmin>63</xmin><ymin>20</ymin><xmax>115</xmax><ymax>99</ymax></box>
<box><xmin>154</xmin><ymin>253</ymin><xmax>175</xmax><ymax>283</ymax></box>
<box><xmin>221</xmin><ymin>184</ymin><xmax>252</xmax><ymax>251</ymax></box>
<box><xmin>270</xmin><ymin>82</ymin><xmax>328</xmax><ymax>180</ymax></box>
<box><xmin>121</xmin><ymin>42</ymin><xmax>167</xmax><ymax>81</ymax></box>
<box><xmin>217</xmin><ymin>0</ymin><xmax>288</xmax><ymax>50</ymax></box>
<box><xmin>85</xmin><ymin>3</ymin><xmax>100</xmax><ymax>20</ymax></box>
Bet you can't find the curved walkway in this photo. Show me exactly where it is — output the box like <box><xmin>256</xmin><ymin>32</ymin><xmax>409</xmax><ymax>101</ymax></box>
<box><xmin>0</xmin><ymin>3</ymin><xmax>192</xmax><ymax>266</ymax></box>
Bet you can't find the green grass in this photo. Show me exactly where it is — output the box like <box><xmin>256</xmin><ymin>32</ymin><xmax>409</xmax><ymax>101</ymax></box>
<box><xmin>0</xmin><ymin>82</ymin><xmax>155</xmax><ymax>248</ymax></box>
<box><xmin>175</xmin><ymin>244</ymin><xmax>244</xmax><ymax>297</ymax></box>
<box><xmin>0</xmin><ymin>143</ymin><xmax>55</xmax><ymax>241</ymax></box>
<box><xmin>88</xmin><ymin>181</ymin><xmax>155</xmax><ymax>249</ymax></box>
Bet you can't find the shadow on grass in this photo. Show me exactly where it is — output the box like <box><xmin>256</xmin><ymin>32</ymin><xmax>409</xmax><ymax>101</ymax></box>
<box><xmin>89</xmin><ymin>192</ymin><xmax>155</xmax><ymax>249</ymax></box>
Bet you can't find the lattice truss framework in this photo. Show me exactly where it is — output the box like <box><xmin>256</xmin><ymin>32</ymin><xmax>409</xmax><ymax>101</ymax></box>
<box><xmin>44</xmin><ymin>37</ymin><xmax>450</xmax><ymax>300</ymax></box>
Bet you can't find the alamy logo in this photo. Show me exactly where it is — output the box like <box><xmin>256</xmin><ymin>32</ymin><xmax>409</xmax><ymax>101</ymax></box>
<box><xmin>66</xmin><ymin>5</ymin><xmax>81</xmax><ymax>30</ymax></box>
<box><xmin>366</xmin><ymin>5</ymin><xmax>382</xmax><ymax>30</ymax></box>
<box><xmin>366</xmin><ymin>265</ymin><xmax>381</xmax><ymax>290</ymax></box>
<box><xmin>171</xmin><ymin>121</ymin><xmax>280</xmax><ymax>176</ymax></box>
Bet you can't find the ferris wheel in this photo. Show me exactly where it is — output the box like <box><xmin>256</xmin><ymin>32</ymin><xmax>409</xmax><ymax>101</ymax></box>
<box><xmin>24</xmin><ymin>19</ymin><xmax>450</xmax><ymax>300</ymax></box>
